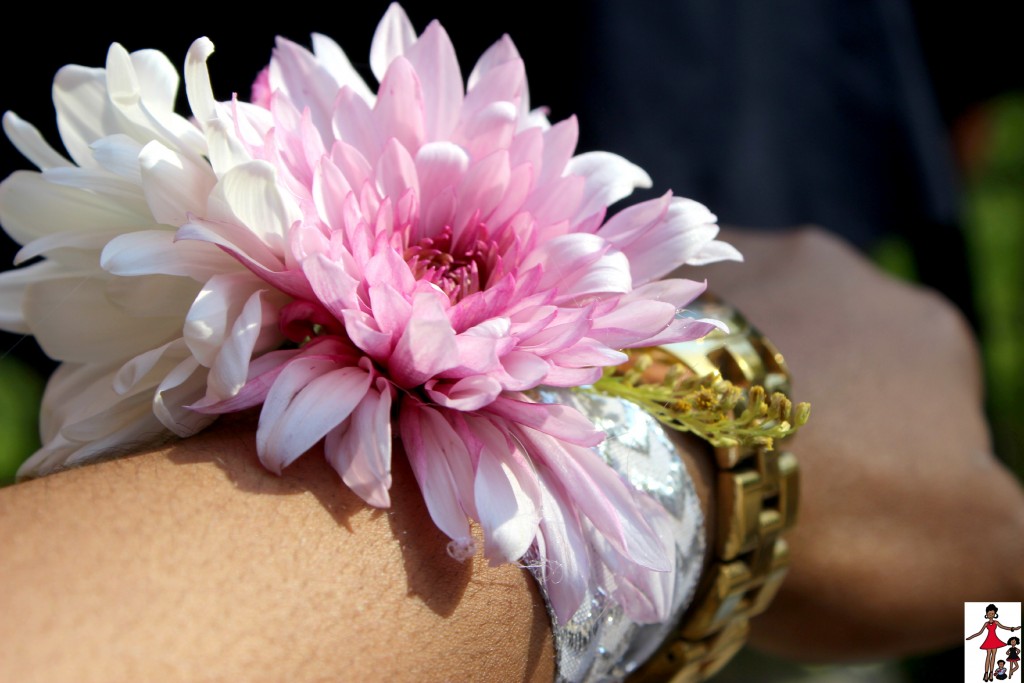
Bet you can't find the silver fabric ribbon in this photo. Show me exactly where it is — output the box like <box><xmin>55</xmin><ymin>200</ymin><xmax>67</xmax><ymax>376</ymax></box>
<box><xmin>533</xmin><ymin>388</ymin><xmax>706</xmax><ymax>683</ymax></box>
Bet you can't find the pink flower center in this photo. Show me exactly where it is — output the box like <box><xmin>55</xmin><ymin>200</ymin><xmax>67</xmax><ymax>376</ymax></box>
<box><xmin>404</xmin><ymin>226</ymin><xmax>497</xmax><ymax>303</ymax></box>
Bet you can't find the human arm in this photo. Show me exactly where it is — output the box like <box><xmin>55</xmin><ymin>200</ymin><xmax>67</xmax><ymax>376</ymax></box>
<box><xmin>0</xmin><ymin>414</ymin><xmax>554</xmax><ymax>683</ymax></box>
<box><xmin>691</xmin><ymin>227</ymin><xmax>1024</xmax><ymax>661</ymax></box>
<box><xmin>4</xmin><ymin>226</ymin><xmax>1023</xmax><ymax>679</ymax></box>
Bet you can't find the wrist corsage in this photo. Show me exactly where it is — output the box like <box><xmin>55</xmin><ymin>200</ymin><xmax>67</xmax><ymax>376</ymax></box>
<box><xmin>0</xmin><ymin>4</ymin><xmax>806</xmax><ymax>680</ymax></box>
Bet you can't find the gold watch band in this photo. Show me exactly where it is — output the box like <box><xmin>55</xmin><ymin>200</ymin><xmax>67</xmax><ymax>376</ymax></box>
<box><xmin>630</xmin><ymin>296</ymin><xmax>800</xmax><ymax>683</ymax></box>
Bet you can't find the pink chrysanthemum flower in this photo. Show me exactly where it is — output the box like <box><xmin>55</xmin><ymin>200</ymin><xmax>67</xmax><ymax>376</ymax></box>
<box><xmin>0</xmin><ymin>4</ymin><xmax>740</xmax><ymax>622</ymax></box>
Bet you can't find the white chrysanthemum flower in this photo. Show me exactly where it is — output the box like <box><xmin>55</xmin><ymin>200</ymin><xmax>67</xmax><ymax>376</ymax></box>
<box><xmin>1</xmin><ymin>45</ymin><xmax>225</xmax><ymax>472</ymax></box>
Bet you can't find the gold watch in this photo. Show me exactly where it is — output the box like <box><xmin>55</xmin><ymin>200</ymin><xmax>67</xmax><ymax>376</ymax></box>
<box><xmin>630</xmin><ymin>296</ymin><xmax>800</xmax><ymax>683</ymax></box>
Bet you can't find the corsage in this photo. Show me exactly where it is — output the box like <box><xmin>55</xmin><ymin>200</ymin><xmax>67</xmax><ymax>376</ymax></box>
<box><xmin>0</xmin><ymin>5</ymin><xmax>807</xmax><ymax>681</ymax></box>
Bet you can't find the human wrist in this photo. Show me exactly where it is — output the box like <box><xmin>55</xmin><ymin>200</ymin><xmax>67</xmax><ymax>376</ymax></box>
<box><xmin>667</xmin><ymin>430</ymin><xmax>718</xmax><ymax>588</ymax></box>
<box><xmin>627</xmin><ymin>295</ymin><xmax>803</xmax><ymax>682</ymax></box>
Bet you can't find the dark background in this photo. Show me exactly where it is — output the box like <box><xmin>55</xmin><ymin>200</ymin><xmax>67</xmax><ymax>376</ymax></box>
<box><xmin>2</xmin><ymin>0</ymin><xmax>1020</xmax><ymax>370</ymax></box>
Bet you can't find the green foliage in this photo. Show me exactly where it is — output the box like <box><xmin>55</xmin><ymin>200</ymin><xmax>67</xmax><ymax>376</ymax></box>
<box><xmin>871</xmin><ymin>235</ymin><xmax>919</xmax><ymax>282</ymax></box>
<box><xmin>592</xmin><ymin>350</ymin><xmax>809</xmax><ymax>451</ymax></box>
<box><xmin>964</xmin><ymin>94</ymin><xmax>1024</xmax><ymax>475</ymax></box>
<box><xmin>0</xmin><ymin>357</ymin><xmax>43</xmax><ymax>486</ymax></box>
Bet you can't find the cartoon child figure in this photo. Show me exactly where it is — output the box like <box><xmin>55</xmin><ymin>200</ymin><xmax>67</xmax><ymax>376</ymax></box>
<box><xmin>967</xmin><ymin>604</ymin><xmax>1022</xmax><ymax>681</ymax></box>
<box><xmin>997</xmin><ymin>662</ymin><xmax>1010</xmax><ymax>680</ymax></box>
<box><xmin>1007</xmin><ymin>636</ymin><xmax>1021</xmax><ymax>679</ymax></box>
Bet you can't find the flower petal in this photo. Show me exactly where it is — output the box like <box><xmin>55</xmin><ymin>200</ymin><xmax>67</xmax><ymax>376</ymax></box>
<box><xmin>302</xmin><ymin>252</ymin><xmax>360</xmax><ymax>320</ymax></box>
<box><xmin>388</xmin><ymin>290</ymin><xmax>458</xmax><ymax>387</ymax></box>
<box><xmin>404</xmin><ymin>20</ymin><xmax>463</xmax><ymax>141</ymax></box>
<box><xmin>152</xmin><ymin>356</ymin><xmax>213</xmax><ymax>437</ymax></box>
<box><xmin>399</xmin><ymin>400</ymin><xmax>475</xmax><ymax>553</ymax></box>
<box><xmin>325</xmin><ymin>381</ymin><xmax>393</xmax><ymax>508</ymax></box>
<box><xmin>23</xmin><ymin>276</ymin><xmax>179</xmax><ymax>363</ymax></box>
<box><xmin>472</xmin><ymin>419</ymin><xmax>540</xmax><ymax>564</ymax></box>
<box><xmin>523</xmin><ymin>427</ymin><xmax>671</xmax><ymax>573</ymax></box>
<box><xmin>130</xmin><ymin>48</ymin><xmax>180</xmax><ymax>114</ymax></box>
<box><xmin>185</xmin><ymin>37</ymin><xmax>217</xmax><ymax>127</ymax></box>
<box><xmin>52</xmin><ymin>63</ymin><xmax>114</xmax><ymax>168</ymax></box>
<box><xmin>376</xmin><ymin>137</ymin><xmax>419</xmax><ymax>204</ymax></box>
<box><xmin>589</xmin><ymin>299</ymin><xmax>677</xmax><ymax>348</ymax></box>
<box><xmin>257</xmin><ymin>361</ymin><xmax>372</xmax><ymax>473</ymax></box>
<box><xmin>311</xmin><ymin>32</ymin><xmax>375</xmax><ymax>103</ymax></box>
<box><xmin>205</xmin><ymin>289</ymin><xmax>283</xmax><ymax>401</ymax></box>
<box><xmin>89</xmin><ymin>134</ymin><xmax>144</xmax><ymax>181</ymax></box>
<box><xmin>369</xmin><ymin>2</ymin><xmax>416</xmax><ymax>83</ymax></box>
<box><xmin>424</xmin><ymin>375</ymin><xmax>502</xmax><ymax>411</ymax></box>
<box><xmin>566</xmin><ymin>151</ymin><xmax>652</xmax><ymax>221</ymax></box>
<box><xmin>270</xmin><ymin>37</ymin><xmax>343</xmax><ymax>142</ymax></box>
<box><xmin>102</xmin><ymin>228</ymin><xmax>238</xmax><ymax>280</ymax></box>
<box><xmin>207</xmin><ymin>160</ymin><xmax>301</xmax><ymax>255</ymax></box>
<box><xmin>0</xmin><ymin>261</ymin><xmax>64</xmax><ymax>333</ymax></box>
<box><xmin>373</xmin><ymin>57</ymin><xmax>426</xmax><ymax>154</ymax></box>
<box><xmin>483</xmin><ymin>396</ymin><xmax>604</xmax><ymax>447</ymax></box>
<box><xmin>113</xmin><ymin>338</ymin><xmax>188</xmax><ymax>395</ymax></box>
<box><xmin>332</xmin><ymin>88</ymin><xmax>381</xmax><ymax>163</ymax></box>
<box><xmin>2</xmin><ymin>112</ymin><xmax>72</xmax><ymax>170</ymax></box>
<box><xmin>589</xmin><ymin>492</ymin><xmax>678</xmax><ymax>624</ymax></box>
<box><xmin>0</xmin><ymin>171</ymin><xmax>151</xmax><ymax>245</ymax></box>
<box><xmin>139</xmin><ymin>140</ymin><xmax>215</xmax><ymax>226</ymax></box>
<box><xmin>533</xmin><ymin>478</ymin><xmax>590</xmax><ymax>624</ymax></box>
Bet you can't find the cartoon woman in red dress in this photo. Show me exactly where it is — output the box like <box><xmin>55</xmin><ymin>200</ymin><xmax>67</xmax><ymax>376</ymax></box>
<box><xmin>968</xmin><ymin>604</ymin><xmax>1021</xmax><ymax>681</ymax></box>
